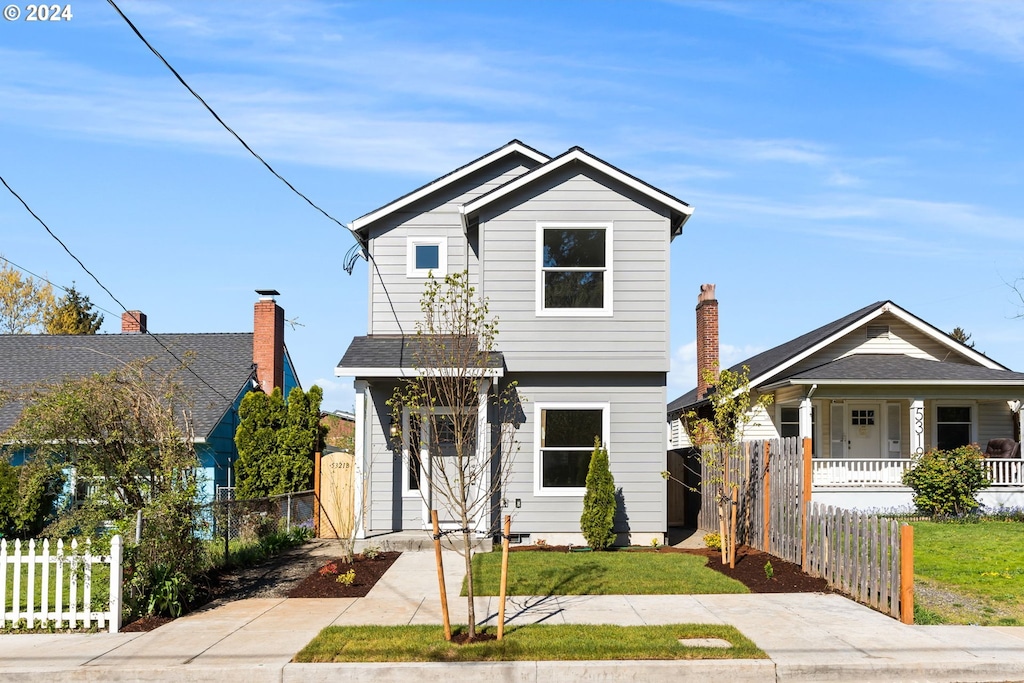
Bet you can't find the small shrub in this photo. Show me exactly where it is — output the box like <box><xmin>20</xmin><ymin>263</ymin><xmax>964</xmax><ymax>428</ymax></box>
<box><xmin>336</xmin><ymin>569</ymin><xmax>356</xmax><ymax>586</ymax></box>
<box><xmin>363</xmin><ymin>545</ymin><xmax>381</xmax><ymax>560</ymax></box>
<box><xmin>703</xmin><ymin>532</ymin><xmax>722</xmax><ymax>550</ymax></box>
<box><xmin>580</xmin><ymin>438</ymin><xmax>617</xmax><ymax>550</ymax></box>
<box><xmin>319</xmin><ymin>561</ymin><xmax>339</xmax><ymax>577</ymax></box>
<box><xmin>764</xmin><ymin>561</ymin><xmax>774</xmax><ymax>580</ymax></box>
<box><xmin>902</xmin><ymin>445</ymin><xmax>991</xmax><ymax>517</ymax></box>
<box><xmin>650</xmin><ymin>537</ymin><xmax>660</xmax><ymax>548</ymax></box>
<box><xmin>535</xmin><ymin>538</ymin><xmax>548</xmax><ymax>548</ymax></box>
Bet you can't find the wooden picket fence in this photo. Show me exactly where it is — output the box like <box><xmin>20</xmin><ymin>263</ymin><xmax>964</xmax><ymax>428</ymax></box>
<box><xmin>0</xmin><ymin>535</ymin><xmax>123</xmax><ymax>633</ymax></box>
<box><xmin>696</xmin><ymin>439</ymin><xmax>913</xmax><ymax>622</ymax></box>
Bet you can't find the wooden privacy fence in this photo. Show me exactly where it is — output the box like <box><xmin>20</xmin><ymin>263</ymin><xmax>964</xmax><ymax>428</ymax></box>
<box><xmin>0</xmin><ymin>535</ymin><xmax>123</xmax><ymax>633</ymax></box>
<box><xmin>696</xmin><ymin>438</ymin><xmax>913</xmax><ymax>622</ymax></box>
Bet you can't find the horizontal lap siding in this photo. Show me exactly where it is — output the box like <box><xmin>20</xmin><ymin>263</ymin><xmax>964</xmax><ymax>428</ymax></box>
<box><xmin>978</xmin><ymin>400</ymin><xmax>1015</xmax><ymax>444</ymax></box>
<box><xmin>502</xmin><ymin>373</ymin><xmax>667</xmax><ymax>536</ymax></box>
<box><xmin>481</xmin><ymin>171</ymin><xmax>670</xmax><ymax>374</ymax></box>
<box><xmin>787</xmin><ymin>315</ymin><xmax>959</xmax><ymax>375</ymax></box>
<box><xmin>368</xmin><ymin>162</ymin><xmax>535</xmax><ymax>334</ymax></box>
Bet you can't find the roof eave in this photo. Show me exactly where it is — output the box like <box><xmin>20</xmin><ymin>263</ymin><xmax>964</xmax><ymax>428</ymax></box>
<box><xmin>461</xmin><ymin>147</ymin><xmax>693</xmax><ymax>227</ymax></box>
<box><xmin>350</xmin><ymin>141</ymin><xmax>550</xmax><ymax>234</ymax></box>
<box><xmin>335</xmin><ymin>366</ymin><xmax>505</xmax><ymax>379</ymax></box>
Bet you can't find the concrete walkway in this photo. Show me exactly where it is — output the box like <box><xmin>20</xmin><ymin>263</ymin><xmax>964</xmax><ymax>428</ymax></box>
<box><xmin>1</xmin><ymin>549</ymin><xmax>1023</xmax><ymax>682</ymax></box>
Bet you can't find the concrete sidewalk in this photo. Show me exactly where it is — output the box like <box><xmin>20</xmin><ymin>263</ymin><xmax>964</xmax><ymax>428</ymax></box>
<box><xmin>1</xmin><ymin>549</ymin><xmax>1023</xmax><ymax>682</ymax></box>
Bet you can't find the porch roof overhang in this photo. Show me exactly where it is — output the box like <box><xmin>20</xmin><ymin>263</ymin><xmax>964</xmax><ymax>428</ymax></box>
<box><xmin>759</xmin><ymin>354</ymin><xmax>1024</xmax><ymax>392</ymax></box>
<box><xmin>335</xmin><ymin>335</ymin><xmax>505</xmax><ymax>379</ymax></box>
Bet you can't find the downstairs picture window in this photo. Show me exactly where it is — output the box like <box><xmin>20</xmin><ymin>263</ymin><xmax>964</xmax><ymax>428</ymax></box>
<box><xmin>936</xmin><ymin>405</ymin><xmax>972</xmax><ymax>451</ymax></box>
<box><xmin>536</xmin><ymin>404</ymin><xmax>607</xmax><ymax>494</ymax></box>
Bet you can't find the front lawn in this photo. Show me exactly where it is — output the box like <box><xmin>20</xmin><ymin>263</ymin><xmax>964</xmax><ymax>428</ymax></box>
<box><xmin>294</xmin><ymin>623</ymin><xmax>766</xmax><ymax>662</ymax></box>
<box><xmin>469</xmin><ymin>550</ymin><xmax>748</xmax><ymax>596</ymax></box>
<box><xmin>912</xmin><ymin>520</ymin><xmax>1024</xmax><ymax>625</ymax></box>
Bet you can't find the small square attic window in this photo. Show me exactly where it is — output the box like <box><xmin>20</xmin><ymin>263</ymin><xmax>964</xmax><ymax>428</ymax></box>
<box><xmin>407</xmin><ymin>236</ymin><xmax>447</xmax><ymax>278</ymax></box>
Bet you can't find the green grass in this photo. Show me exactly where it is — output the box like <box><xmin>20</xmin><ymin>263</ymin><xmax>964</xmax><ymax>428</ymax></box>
<box><xmin>295</xmin><ymin>623</ymin><xmax>766</xmax><ymax>662</ymax></box>
<box><xmin>913</xmin><ymin>519</ymin><xmax>1024</xmax><ymax>625</ymax></box>
<box><xmin>469</xmin><ymin>550</ymin><xmax>748</xmax><ymax>596</ymax></box>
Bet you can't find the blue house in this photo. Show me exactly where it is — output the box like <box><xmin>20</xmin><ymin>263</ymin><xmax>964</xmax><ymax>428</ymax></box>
<box><xmin>0</xmin><ymin>291</ymin><xmax>299</xmax><ymax>504</ymax></box>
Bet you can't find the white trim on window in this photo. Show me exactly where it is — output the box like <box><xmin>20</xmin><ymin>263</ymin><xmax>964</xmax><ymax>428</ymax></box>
<box><xmin>533</xmin><ymin>401</ymin><xmax>611</xmax><ymax>497</ymax></box>
<box><xmin>535</xmin><ymin>222</ymin><xmax>613</xmax><ymax>317</ymax></box>
<box><xmin>406</xmin><ymin>236</ymin><xmax>448</xmax><ymax>278</ymax></box>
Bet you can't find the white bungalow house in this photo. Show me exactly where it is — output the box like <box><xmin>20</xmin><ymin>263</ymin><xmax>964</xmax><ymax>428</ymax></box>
<box><xmin>668</xmin><ymin>285</ymin><xmax>1024</xmax><ymax>512</ymax></box>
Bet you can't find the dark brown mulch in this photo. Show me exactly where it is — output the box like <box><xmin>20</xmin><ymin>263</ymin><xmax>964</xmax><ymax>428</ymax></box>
<box><xmin>121</xmin><ymin>615</ymin><xmax>173</xmax><ymax>632</ymax></box>
<box><xmin>509</xmin><ymin>543</ymin><xmax>833</xmax><ymax>594</ymax></box>
<box><xmin>287</xmin><ymin>551</ymin><xmax>401</xmax><ymax>598</ymax></box>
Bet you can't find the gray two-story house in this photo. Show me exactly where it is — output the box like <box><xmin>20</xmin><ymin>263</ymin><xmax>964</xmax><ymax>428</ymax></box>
<box><xmin>336</xmin><ymin>140</ymin><xmax>692</xmax><ymax>545</ymax></box>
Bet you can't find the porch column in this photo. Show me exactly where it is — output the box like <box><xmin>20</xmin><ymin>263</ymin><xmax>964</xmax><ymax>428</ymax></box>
<box><xmin>1012</xmin><ymin>400</ymin><xmax>1023</xmax><ymax>443</ymax></box>
<box><xmin>475</xmin><ymin>378</ymin><xmax>492</xmax><ymax>536</ymax></box>
<box><xmin>799</xmin><ymin>397</ymin><xmax>813</xmax><ymax>441</ymax></box>
<box><xmin>910</xmin><ymin>399</ymin><xmax>925</xmax><ymax>456</ymax></box>
<box><xmin>353</xmin><ymin>380</ymin><xmax>369</xmax><ymax>539</ymax></box>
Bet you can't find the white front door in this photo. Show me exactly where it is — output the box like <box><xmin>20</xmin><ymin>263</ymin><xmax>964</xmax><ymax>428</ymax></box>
<box><xmin>847</xmin><ymin>402</ymin><xmax>882</xmax><ymax>458</ymax></box>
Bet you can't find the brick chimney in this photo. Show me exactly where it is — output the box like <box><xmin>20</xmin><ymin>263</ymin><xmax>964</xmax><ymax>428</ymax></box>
<box><xmin>253</xmin><ymin>290</ymin><xmax>284</xmax><ymax>394</ymax></box>
<box><xmin>696</xmin><ymin>284</ymin><xmax>719</xmax><ymax>399</ymax></box>
<box><xmin>121</xmin><ymin>310</ymin><xmax>147</xmax><ymax>334</ymax></box>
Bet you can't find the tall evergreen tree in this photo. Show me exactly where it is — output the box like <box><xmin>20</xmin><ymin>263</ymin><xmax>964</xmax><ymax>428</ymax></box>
<box><xmin>44</xmin><ymin>284</ymin><xmax>104</xmax><ymax>334</ymax></box>
<box><xmin>234</xmin><ymin>385</ymin><xmax>324</xmax><ymax>498</ymax></box>
<box><xmin>580</xmin><ymin>438</ymin><xmax>617</xmax><ymax>550</ymax></box>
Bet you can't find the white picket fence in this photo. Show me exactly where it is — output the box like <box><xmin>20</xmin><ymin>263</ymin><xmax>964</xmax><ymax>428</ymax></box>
<box><xmin>1</xmin><ymin>535</ymin><xmax>122</xmax><ymax>633</ymax></box>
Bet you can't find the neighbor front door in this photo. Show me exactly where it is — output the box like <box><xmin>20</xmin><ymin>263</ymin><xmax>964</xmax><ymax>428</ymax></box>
<box><xmin>847</xmin><ymin>402</ymin><xmax>882</xmax><ymax>458</ymax></box>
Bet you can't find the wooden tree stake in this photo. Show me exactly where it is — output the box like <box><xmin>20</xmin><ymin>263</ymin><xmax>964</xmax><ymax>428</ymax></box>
<box><xmin>497</xmin><ymin>515</ymin><xmax>511</xmax><ymax>640</ymax></box>
<box><xmin>729</xmin><ymin>484</ymin><xmax>738</xmax><ymax>569</ymax></box>
<box><xmin>431</xmin><ymin>510</ymin><xmax>452</xmax><ymax>641</ymax></box>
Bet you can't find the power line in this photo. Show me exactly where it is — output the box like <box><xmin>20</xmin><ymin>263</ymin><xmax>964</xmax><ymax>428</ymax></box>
<box><xmin>0</xmin><ymin>174</ymin><xmax>236</xmax><ymax>404</ymax></box>
<box><xmin>105</xmin><ymin>0</ymin><xmax>405</xmax><ymax>336</ymax></box>
<box><xmin>0</xmin><ymin>255</ymin><xmax>122</xmax><ymax>320</ymax></box>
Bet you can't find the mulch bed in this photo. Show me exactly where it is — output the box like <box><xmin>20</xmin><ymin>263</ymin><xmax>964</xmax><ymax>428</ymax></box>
<box><xmin>509</xmin><ymin>543</ymin><xmax>833</xmax><ymax>594</ymax></box>
<box><xmin>287</xmin><ymin>551</ymin><xmax>401</xmax><ymax>598</ymax></box>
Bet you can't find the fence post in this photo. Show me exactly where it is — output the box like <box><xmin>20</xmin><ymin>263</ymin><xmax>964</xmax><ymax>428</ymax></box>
<box><xmin>802</xmin><ymin>437</ymin><xmax>812</xmax><ymax>570</ymax></box>
<box><xmin>109</xmin><ymin>535</ymin><xmax>123</xmax><ymax>633</ymax></box>
<box><xmin>286</xmin><ymin>492</ymin><xmax>293</xmax><ymax>532</ymax></box>
<box><xmin>900</xmin><ymin>524</ymin><xmax>914</xmax><ymax>624</ymax></box>
<box><xmin>763</xmin><ymin>441</ymin><xmax>771</xmax><ymax>554</ymax></box>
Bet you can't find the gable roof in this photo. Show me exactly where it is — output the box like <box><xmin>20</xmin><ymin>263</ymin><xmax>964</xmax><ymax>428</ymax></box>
<box><xmin>349</xmin><ymin>140</ymin><xmax>550</xmax><ymax>238</ymax></box>
<box><xmin>774</xmin><ymin>354</ymin><xmax>1024</xmax><ymax>386</ymax></box>
<box><xmin>668</xmin><ymin>300</ymin><xmax>1015</xmax><ymax>414</ymax></box>
<box><xmin>0</xmin><ymin>333</ymin><xmax>257</xmax><ymax>440</ymax></box>
<box><xmin>461</xmin><ymin>146</ymin><xmax>694</xmax><ymax>238</ymax></box>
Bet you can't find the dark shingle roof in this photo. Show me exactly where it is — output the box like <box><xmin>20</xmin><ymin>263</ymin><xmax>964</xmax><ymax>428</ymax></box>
<box><xmin>668</xmin><ymin>302</ymin><xmax>886</xmax><ymax>414</ymax></box>
<box><xmin>0</xmin><ymin>333</ymin><xmax>256</xmax><ymax>438</ymax></box>
<box><xmin>782</xmin><ymin>354</ymin><xmax>1024</xmax><ymax>383</ymax></box>
<box><xmin>338</xmin><ymin>335</ymin><xmax>504</xmax><ymax>374</ymax></box>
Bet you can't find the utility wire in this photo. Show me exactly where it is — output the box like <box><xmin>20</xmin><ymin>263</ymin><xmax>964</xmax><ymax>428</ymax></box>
<box><xmin>106</xmin><ymin>0</ymin><xmax>405</xmax><ymax>336</ymax></box>
<box><xmin>0</xmin><ymin>255</ymin><xmax>122</xmax><ymax>320</ymax></box>
<box><xmin>0</xmin><ymin>174</ymin><xmax>236</xmax><ymax>404</ymax></box>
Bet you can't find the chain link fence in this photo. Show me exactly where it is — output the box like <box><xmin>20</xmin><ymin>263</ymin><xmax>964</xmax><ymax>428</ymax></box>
<box><xmin>207</xmin><ymin>488</ymin><xmax>316</xmax><ymax>542</ymax></box>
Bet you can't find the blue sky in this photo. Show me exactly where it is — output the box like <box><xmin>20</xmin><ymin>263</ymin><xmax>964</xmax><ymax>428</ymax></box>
<box><xmin>3</xmin><ymin>0</ymin><xmax>1024</xmax><ymax>412</ymax></box>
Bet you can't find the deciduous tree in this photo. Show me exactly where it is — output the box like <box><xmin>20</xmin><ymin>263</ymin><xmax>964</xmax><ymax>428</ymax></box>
<box><xmin>388</xmin><ymin>270</ymin><xmax>521</xmax><ymax>640</ymax></box>
<box><xmin>0</xmin><ymin>258</ymin><xmax>54</xmax><ymax>333</ymax></box>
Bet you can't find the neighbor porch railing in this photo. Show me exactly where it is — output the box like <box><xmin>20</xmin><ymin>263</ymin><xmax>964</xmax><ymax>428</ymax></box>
<box><xmin>812</xmin><ymin>458</ymin><xmax>1023</xmax><ymax>489</ymax></box>
<box><xmin>1</xmin><ymin>535</ymin><xmax>123</xmax><ymax>633</ymax></box>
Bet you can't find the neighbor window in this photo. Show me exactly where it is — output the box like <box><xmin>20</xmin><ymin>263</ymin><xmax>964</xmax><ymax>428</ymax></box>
<box><xmin>936</xmin><ymin>405</ymin><xmax>972</xmax><ymax>451</ymax></box>
<box><xmin>407</xmin><ymin>236</ymin><xmax>447</xmax><ymax>277</ymax></box>
<box><xmin>535</xmin><ymin>403</ymin><xmax>608</xmax><ymax>494</ymax></box>
<box><xmin>537</xmin><ymin>223</ymin><xmax>612</xmax><ymax>315</ymax></box>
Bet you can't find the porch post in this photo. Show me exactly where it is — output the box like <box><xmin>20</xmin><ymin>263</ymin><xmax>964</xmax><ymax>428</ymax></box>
<box><xmin>475</xmin><ymin>378</ymin><xmax>492</xmax><ymax>536</ymax></box>
<box><xmin>910</xmin><ymin>399</ymin><xmax>925</xmax><ymax>456</ymax></box>
<box><xmin>799</xmin><ymin>398</ymin><xmax>813</xmax><ymax>443</ymax></box>
<box><xmin>353</xmin><ymin>380</ymin><xmax>369</xmax><ymax>539</ymax></box>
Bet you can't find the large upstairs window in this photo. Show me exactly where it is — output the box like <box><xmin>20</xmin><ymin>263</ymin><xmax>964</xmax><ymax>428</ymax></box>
<box><xmin>537</xmin><ymin>223</ymin><xmax>612</xmax><ymax>315</ymax></box>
